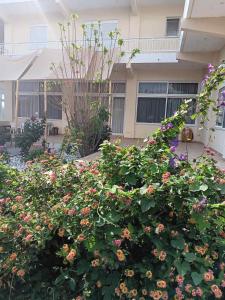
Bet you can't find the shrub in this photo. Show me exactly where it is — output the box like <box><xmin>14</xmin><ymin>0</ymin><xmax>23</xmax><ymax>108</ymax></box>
<box><xmin>0</xmin><ymin>65</ymin><xmax>225</xmax><ymax>300</ymax></box>
<box><xmin>15</xmin><ymin>117</ymin><xmax>45</xmax><ymax>156</ymax></box>
<box><xmin>24</xmin><ymin>148</ymin><xmax>45</xmax><ymax>162</ymax></box>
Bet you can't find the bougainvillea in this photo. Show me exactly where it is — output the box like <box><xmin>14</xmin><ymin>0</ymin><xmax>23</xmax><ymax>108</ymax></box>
<box><xmin>0</xmin><ymin>65</ymin><xmax>225</xmax><ymax>299</ymax></box>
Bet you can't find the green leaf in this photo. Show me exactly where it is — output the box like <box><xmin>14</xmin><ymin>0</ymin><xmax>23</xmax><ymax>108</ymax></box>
<box><xmin>68</xmin><ymin>278</ymin><xmax>76</xmax><ymax>291</ymax></box>
<box><xmin>191</xmin><ymin>272</ymin><xmax>202</xmax><ymax>285</ymax></box>
<box><xmin>184</xmin><ymin>253</ymin><xmax>196</xmax><ymax>263</ymax></box>
<box><xmin>141</xmin><ymin>198</ymin><xmax>155</xmax><ymax>212</ymax></box>
<box><xmin>171</xmin><ymin>238</ymin><xmax>185</xmax><ymax>250</ymax></box>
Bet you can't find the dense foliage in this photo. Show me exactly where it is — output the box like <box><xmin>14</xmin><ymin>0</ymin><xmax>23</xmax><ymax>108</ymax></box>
<box><xmin>0</xmin><ymin>65</ymin><xmax>225</xmax><ymax>300</ymax></box>
<box><xmin>15</xmin><ymin>117</ymin><xmax>45</xmax><ymax>156</ymax></box>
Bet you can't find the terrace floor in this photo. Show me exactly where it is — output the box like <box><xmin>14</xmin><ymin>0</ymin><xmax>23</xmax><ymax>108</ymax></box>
<box><xmin>80</xmin><ymin>136</ymin><xmax>225</xmax><ymax>169</ymax></box>
<box><xmin>6</xmin><ymin>135</ymin><xmax>225</xmax><ymax>169</ymax></box>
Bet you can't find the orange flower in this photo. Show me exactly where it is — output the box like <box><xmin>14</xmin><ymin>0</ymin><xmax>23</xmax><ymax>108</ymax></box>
<box><xmin>144</xmin><ymin>226</ymin><xmax>151</xmax><ymax>233</ymax></box>
<box><xmin>147</xmin><ymin>185</ymin><xmax>155</xmax><ymax>194</ymax></box>
<box><xmin>211</xmin><ymin>285</ymin><xmax>223</xmax><ymax>298</ymax></box>
<box><xmin>91</xmin><ymin>259</ymin><xmax>100</xmax><ymax>267</ymax></box>
<box><xmin>158</xmin><ymin>250</ymin><xmax>167</xmax><ymax>261</ymax></box>
<box><xmin>66</xmin><ymin>249</ymin><xmax>77</xmax><ymax>262</ymax></box>
<box><xmin>157</xmin><ymin>280</ymin><xmax>167</xmax><ymax>288</ymax></box>
<box><xmin>204</xmin><ymin>271</ymin><xmax>214</xmax><ymax>282</ymax></box>
<box><xmin>155</xmin><ymin>223</ymin><xmax>165</xmax><ymax>234</ymax></box>
<box><xmin>129</xmin><ymin>289</ymin><xmax>137</xmax><ymax>297</ymax></box>
<box><xmin>80</xmin><ymin>219</ymin><xmax>90</xmax><ymax>227</ymax></box>
<box><xmin>125</xmin><ymin>269</ymin><xmax>134</xmax><ymax>277</ymax></box>
<box><xmin>116</xmin><ymin>250</ymin><xmax>125</xmax><ymax>261</ymax></box>
<box><xmin>121</xmin><ymin>228</ymin><xmax>131</xmax><ymax>240</ymax></box>
<box><xmin>81</xmin><ymin>207</ymin><xmax>91</xmax><ymax>216</ymax></box>
<box><xmin>149</xmin><ymin>290</ymin><xmax>163</xmax><ymax>300</ymax></box>
<box><xmin>9</xmin><ymin>253</ymin><xmax>17</xmax><ymax>261</ymax></box>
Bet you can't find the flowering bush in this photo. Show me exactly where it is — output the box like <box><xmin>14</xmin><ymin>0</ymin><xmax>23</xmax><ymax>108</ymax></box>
<box><xmin>0</xmin><ymin>65</ymin><xmax>225</xmax><ymax>299</ymax></box>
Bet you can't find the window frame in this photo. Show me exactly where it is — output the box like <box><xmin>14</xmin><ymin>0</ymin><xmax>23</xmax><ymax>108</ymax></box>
<box><xmin>84</xmin><ymin>20</ymin><xmax>118</xmax><ymax>42</ymax></box>
<box><xmin>215</xmin><ymin>86</ymin><xmax>225</xmax><ymax>130</ymax></box>
<box><xmin>166</xmin><ymin>17</ymin><xmax>181</xmax><ymax>37</ymax></box>
<box><xmin>136</xmin><ymin>81</ymin><xmax>199</xmax><ymax>125</ymax></box>
<box><xmin>17</xmin><ymin>80</ymin><xmax>63</xmax><ymax>120</ymax></box>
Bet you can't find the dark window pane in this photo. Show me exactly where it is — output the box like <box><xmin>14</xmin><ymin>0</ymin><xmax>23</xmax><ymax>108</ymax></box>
<box><xmin>139</xmin><ymin>82</ymin><xmax>167</xmax><ymax>94</ymax></box>
<box><xmin>168</xmin><ymin>83</ymin><xmax>198</xmax><ymax>94</ymax></box>
<box><xmin>18</xmin><ymin>95</ymin><xmax>39</xmax><ymax>117</ymax></box>
<box><xmin>47</xmin><ymin>95</ymin><xmax>62</xmax><ymax>120</ymax></box>
<box><xmin>19</xmin><ymin>81</ymin><xmax>41</xmax><ymax>93</ymax></box>
<box><xmin>167</xmin><ymin>98</ymin><xmax>196</xmax><ymax>124</ymax></box>
<box><xmin>137</xmin><ymin>97</ymin><xmax>166</xmax><ymax>123</ymax></box>
<box><xmin>112</xmin><ymin>82</ymin><xmax>126</xmax><ymax>93</ymax></box>
<box><xmin>166</xmin><ymin>18</ymin><xmax>180</xmax><ymax>36</ymax></box>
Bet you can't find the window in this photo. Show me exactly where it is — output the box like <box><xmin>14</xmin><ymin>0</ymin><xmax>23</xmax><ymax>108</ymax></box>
<box><xmin>137</xmin><ymin>82</ymin><xmax>198</xmax><ymax>124</ymax></box>
<box><xmin>112</xmin><ymin>82</ymin><xmax>126</xmax><ymax>94</ymax></box>
<box><xmin>139</xmin><ymin>82</ymin><xmax>167</xmax><ymax>94</ymax></box>
<box><xmin>0</xmin><ymin>91</ymin><xmax>5</xmax><ymax>119</ymax></box>
<box><xmin>168</xmin><ymin>83</ymin><xmax>198</xmax><ymax>95</ymax></box>
<box><xmin>167</xmin><ymin>98</ymin><xmax>196</xmax><ymax>124</ymax></box>
<box><xmin>29</xmin><ymin>25</ymin><xmax>48</xmax><ymax>50</ymax></box>
<box><xmin>18</xmin><ymin>80</ymin><xmax>62</xmax><ymax>120</ymax></box>
<box><xmin>216</xmin><ymin>87</ymin><xmax>225</xmax><ymax>128</ymax></box>
<box><xmin>137</xmin><ymin>98</ymin><xmax>166</xmax><ymax>123</ymax></box>
<box><xmin>166</xmin><ymin>18</ymin><xmax>180</xmax><ymax>37</ymax></box>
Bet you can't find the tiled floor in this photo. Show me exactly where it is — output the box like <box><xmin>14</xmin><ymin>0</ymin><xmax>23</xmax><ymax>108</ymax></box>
<box><xmin>82</xmin><ymin>137</ymin><xmax>225</xmax><ymax>169</ymax></box>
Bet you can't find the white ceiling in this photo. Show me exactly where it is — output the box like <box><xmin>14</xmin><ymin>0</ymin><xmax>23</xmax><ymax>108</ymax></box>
<box><xmin>191</xmin><ymin>0</ymin><xmax>225</xmax><ymax>18</ymax></box>
<box><xmin>183</xmin><ymin>31</ymin><xmax>225</xmax><ymax>52</ymax></box>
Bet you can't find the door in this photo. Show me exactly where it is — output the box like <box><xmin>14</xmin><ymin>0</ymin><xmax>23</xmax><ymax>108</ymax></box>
<box><xmin>112</xmin><ymin>97</ymin><xmax>125</xmax><ymax>134</ymax></box>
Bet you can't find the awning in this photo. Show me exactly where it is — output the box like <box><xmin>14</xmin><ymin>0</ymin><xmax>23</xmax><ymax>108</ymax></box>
<box><xmin>22</xmin><ymin>48</ymin><xmax>96</xmax><ymax>80</ymax></box>
<box><xmin>0</xmin><ymin>52</ymin><xmax>37</xmax><ymax>81</ymax></box>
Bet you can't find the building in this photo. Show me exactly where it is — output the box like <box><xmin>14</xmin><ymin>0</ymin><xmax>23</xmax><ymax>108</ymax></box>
<box><xmin>0</xmin><ymin>0</ymin><xmax>224</xmax><ymax>156</ymax></box>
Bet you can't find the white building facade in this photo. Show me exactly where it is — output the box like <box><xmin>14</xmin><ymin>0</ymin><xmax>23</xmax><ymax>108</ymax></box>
<box><xmin>0</xmin><ymin>0</ymin><xmax>224</xmax><ymax>156</ymax></box>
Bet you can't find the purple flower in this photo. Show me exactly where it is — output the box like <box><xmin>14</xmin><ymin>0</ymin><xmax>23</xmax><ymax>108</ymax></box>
<box><xmin>170</xmin><ymin>138</ymin><xmax>179</xmax><ymax>148</ymax></box>
<box><xmin>220</xmin><ymin>101</ymin><xmax>225</xmax><ymax>107</ymax></box>
<box><xmin>169</xmin><ymin>157</ymin><xmax>176</xmax><ymax>168</ymax></box>
<box><xmin>161</xmin><ymin>125</ymin><xmax>167</xmax><ymax>132</ymax></box>
<box><xmin>222</xmin><ymin>90</ymin><xmax>225</xmax><ymax>99</ymax></box>
<box><xmin>179</xmin><ymin>153</ymin><xmax>187</xmax><ymax>161</ymax></box>
<box><xmin>170</xmin><ymin>146</ymin><xmax>176</xmax><ymax>153</ymax></box>
<box><xmin>208</xmin><ymin>64</ymin><xmax>215</xmax><ymax>73</ymax></box>
<box><xmin>166</xmin><ymin>123</ymin><xmax>174</xmax><ymax>129</ymax></box>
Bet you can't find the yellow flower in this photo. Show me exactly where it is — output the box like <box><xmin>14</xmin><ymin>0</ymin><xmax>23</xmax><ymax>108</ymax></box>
<box><xmin>125</xmin><ymin>269</ymin><xmax>134</xmax><ymax>277</ymax></box>
<box><xmin>146</xmin><ymin>270</ymin><xmax>153</xmax><ymax>279</ymax></box>
<box><xmin>116</xmin><ymin>250</ymin><xmax>125</xmax><ymax>261</ymax></box>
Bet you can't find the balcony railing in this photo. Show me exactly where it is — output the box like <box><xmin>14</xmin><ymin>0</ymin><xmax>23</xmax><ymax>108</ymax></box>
<box><xmin>0</xmin><ymin>37</ymin><xmax>180</xmax><ymax>56</ymax></box>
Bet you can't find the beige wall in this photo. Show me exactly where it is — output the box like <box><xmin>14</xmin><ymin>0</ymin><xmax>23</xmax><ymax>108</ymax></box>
<box><xmin>140</xmin><ymin>4</ymin><xmax>184</xmax><ymax>38</ymax></box>
<box><xmin>121</xmin><ymin>65</ymin><xmax>204</xmax><ymax>140</ymax></box>
<box><xmin>3</xmin><ymin>4</ymin><xmax>184</xmax><ymax>47</ymax></box>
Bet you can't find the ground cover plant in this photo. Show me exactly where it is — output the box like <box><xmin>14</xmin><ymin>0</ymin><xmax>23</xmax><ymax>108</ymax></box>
<box><xmin>0</xmin><ymin>65</ymin><xmax>225</xmax><ymax>299</ymax></box>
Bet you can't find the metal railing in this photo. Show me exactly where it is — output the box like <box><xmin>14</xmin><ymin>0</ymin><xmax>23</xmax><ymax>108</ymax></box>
<box><xmin>0</xmin><ymin>37</ymin><xmax>180</xmax><ymax>56</ymax></box>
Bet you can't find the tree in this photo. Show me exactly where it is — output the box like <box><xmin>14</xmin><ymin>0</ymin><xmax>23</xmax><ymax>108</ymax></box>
<box><xmin>51</xmin><ymin>14</ymin><xmax>139</xmax><ymax>156</ymax></box>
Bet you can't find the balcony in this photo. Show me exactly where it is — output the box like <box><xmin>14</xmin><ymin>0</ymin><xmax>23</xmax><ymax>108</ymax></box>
<box><xmin>0</xmin><ymin>37</ymin><xmax>180</xmax><ymax>57</ymax></box>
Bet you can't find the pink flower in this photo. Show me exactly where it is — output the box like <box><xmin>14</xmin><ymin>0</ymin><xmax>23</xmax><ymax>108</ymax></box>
<box><xmin>49</xmin><ymin>171</ymin><xmax>57</xmax><ymax>183</ymax></box>
<box><xmin>67</xmin><ymin>209</ymin><xmax>76</xmax><ymax>216</ymax></box>
<box><xmin>23</xmin><ymin>215</ymin><xmax>32</xmax><ymax>223</ymax></box>
<box><xmin>113</xmin><ymin>239</ymin><xmax>122</xmax><ymax>247</ymax></box>
<box><xmin>25</xmin><ymin>234</ymin><xmax>33</xmax><ymax>242</ymax></box>
<box><xmin>15</xmin><ymin>196</ymin><xmax>23</xmax><ymax>202</ymax></box>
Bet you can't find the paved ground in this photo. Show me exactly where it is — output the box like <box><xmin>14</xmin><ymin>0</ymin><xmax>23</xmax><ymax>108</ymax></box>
<box><xmin>82</xmin><ymin>137</ymin><xmax>225</xmax><ymax>169</ymax></box>
<box><xmin>5</xmin><ymin>135</ymin><xmax>225</xmax><ymax>169</ymax></box>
